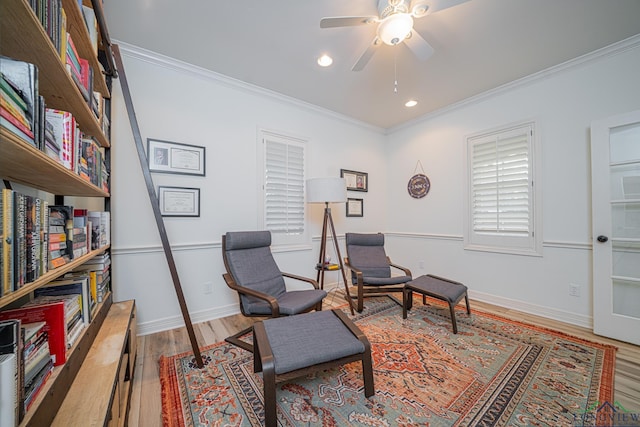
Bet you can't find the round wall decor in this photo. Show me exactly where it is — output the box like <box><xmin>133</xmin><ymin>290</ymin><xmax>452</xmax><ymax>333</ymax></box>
<box><xmin>408</xmin><ymin>173</ymin><xmax>430</xmax><ymax>198</ymax></box>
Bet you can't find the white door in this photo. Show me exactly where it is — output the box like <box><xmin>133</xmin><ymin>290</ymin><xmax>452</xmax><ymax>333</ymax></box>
<box><xmin>591</xmin><ymin>110</ymin><xmax>640</xmax><ymax>345</ymax></box>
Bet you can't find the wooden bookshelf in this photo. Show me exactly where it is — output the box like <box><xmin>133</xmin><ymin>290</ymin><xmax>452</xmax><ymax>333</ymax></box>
<box><xmin>0</xmin><ymin>0</ymin><xmax>128</xmax><ymax>425</ymax></box>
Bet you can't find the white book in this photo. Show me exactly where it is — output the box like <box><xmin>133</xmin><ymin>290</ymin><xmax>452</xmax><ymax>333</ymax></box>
<box><xmin>0</xmin><ymin>353</ymin><xmax>17</xmax><ymax>427</ymax></box>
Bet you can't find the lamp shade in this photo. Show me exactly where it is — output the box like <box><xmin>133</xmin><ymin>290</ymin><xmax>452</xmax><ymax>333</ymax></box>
<box><xmin>306</xmin><ymin>177</ymin><xmax>347</xmax><ymax>204</ymax></box>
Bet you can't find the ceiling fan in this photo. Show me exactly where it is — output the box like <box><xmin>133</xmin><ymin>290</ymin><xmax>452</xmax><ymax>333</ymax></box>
<box><xmin>320</xmin><ymin>0</ymin><xmax>468</xmax><ymax>71</ymax></box>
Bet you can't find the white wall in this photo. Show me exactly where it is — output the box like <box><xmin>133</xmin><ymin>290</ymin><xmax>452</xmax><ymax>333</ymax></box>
<box><xmin>384</xmin><ymin>40</ymin><xmax>640</xmax><ymax>326</ymax></box>
<box><xmin>110</xmin><ymin>39</ymin><xmax>640</xmax><ymax>335</ymax></box>
<box><xmin>109</xmin><ymin>44</ymin><xmax>387</xmax><ymax>334</ymax></box>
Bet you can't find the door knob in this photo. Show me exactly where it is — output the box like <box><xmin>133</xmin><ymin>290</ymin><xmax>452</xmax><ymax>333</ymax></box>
<box><xmin>597</xmin><ymin>235</ymin><xmax>608</xmax><ymax>243</ymax></box>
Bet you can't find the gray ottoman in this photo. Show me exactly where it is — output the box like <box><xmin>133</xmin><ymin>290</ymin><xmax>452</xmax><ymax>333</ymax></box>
<box><xmin>253</xmin><ymin>309</ymin><xmax>374</xmax><ymax>427</ymax></box>
<box><xmin>403</xmin><ymin>274</ymin><xmax>471</xmax><ymax>333</ymax></box>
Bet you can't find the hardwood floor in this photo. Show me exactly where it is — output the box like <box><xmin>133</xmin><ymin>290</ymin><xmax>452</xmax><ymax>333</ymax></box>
<box><xmin>127</xmin><ymin>290</ymin><xmax>640</xmax><ymax>426</ymax></box>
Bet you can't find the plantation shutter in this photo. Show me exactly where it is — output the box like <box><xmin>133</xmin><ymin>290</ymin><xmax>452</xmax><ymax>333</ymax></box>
<box><xmin>471</xmin><ymin>127</ymin><xmax>532</xmax><ymax>236</ymax></box>
<box><xmin>264</xmin><ymin>137</ymin><xmax>305</xmax><ymax>235</ymax></box>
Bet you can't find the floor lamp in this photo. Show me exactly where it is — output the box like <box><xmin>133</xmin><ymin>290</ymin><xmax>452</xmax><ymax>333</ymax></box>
<box><xmin>307</xmin><ymin>177</ymin><xmax>355</xmax><ymax>314</ymax></box>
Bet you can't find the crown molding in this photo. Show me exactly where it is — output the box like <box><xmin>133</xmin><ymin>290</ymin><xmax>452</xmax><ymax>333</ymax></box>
<box><xmin>387</xmin><ymin>34</ymin><xmax>640</xmax><ymax>134</ymax></box>
<box><xmin>113</xmin><ymin>40</ymin><xmax>385</xmax><ymax>135</ymax></box>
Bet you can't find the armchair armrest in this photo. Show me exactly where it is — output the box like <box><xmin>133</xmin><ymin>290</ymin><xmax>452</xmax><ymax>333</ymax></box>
<box><xmin>222</xmin><ymin>273</ymin><xmax>280</xmax><ymax>314</ymax></box>
<box><xmin>344</xmin><ymin>257</ymin><xmax>364</xmax><ymax>286</ymax></box>
<box><xmin>282</xmin><ymin>272</ymin><xmax>320</xmax><ymax>290</ymax></box>
<box><xmin>388</xmin><ymin>258</ymin><xmax>412</xmax><ymax>277</ymax></box>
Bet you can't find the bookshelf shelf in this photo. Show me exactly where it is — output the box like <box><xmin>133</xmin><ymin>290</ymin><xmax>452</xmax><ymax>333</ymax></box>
<box><xmin>0</xmin><ymin>129</ymin><xmax>109</xmax><ymax>197</ymax></box>
<box><xmin>0</xmin><ymin>0</ymin><xmax>110</xmax><ymax>147</ymax></box>
<box><xmin>0</xmin><ymin>245</ymin><xmax>110</xmax><ymax>308</ymax></box>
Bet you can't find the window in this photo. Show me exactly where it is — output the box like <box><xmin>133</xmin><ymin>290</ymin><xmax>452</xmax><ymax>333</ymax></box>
<box><xmin>464</xmin><ymin>121</ymin><xmax>541</xmax><ymax>255</ymax></box>
<box><xmin>258</xmin><ymin>129</ymin><xmax>308</xmax><ymax>247</ymax></box>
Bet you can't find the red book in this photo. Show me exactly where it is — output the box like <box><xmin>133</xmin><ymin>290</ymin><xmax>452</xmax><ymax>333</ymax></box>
<box><xmin>0</xmin><ymin>301</ymin><xmax>67</xmax><ymax>366</ymax></box>
<box><xmin>0</xmin><ymin>106</ymin><xmax>34</xmax><ymax>138</ymax></box>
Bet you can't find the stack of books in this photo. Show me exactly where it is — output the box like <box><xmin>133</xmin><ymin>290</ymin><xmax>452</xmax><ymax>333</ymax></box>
<box><xmin>36</xmin><ymin>276</ymin><xmax>94</xmax><ymax>325</ymax></box>
<box><xmin>73</xmin><ymin>253</ymin><xmax>111</xmax><ymax>302</ymax></box>
<box><xmin>22</xmin><ymin>321</ymin><xmax>53</xmax><ymax>411</ymax></box>
<box><xmin>48</xmin><ymin>205</ymin><xmax>73</xmax><ymax>270</ymax></box>
<box><xmin>0</xmin><ymin>57</ymin><xmax>42</xmax><ymax>148</ymax></box>
<box><xmin>24</xmin><ymin>294</ymin><xmax>84</xmax><ymax>351</ymax></box>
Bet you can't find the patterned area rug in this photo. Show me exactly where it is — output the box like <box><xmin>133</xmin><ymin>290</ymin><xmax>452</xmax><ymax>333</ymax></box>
<box><xmin>159</xmin><ymin>297</ymin><xmax>616</xmax><ymax>426</ymax></box>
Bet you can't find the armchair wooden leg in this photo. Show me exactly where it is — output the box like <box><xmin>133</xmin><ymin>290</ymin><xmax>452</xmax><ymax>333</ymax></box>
<box><xmin>357</xmin><ymin>284</ymin><xmax>364</xmax><ymax>312</ymax></box>
<box><xmin>464</xmin><ymin>294</ymin><xmax>471</xmax><ymax>314</ymax></box>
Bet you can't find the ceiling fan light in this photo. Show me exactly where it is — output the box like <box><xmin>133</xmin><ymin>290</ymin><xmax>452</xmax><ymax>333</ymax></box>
<box><xmin>377</xmin><ymin>13</ymin><xmax>413</xmax><ymax>45</ymax></box>
<box><xmin>317</xmin><ymin>54</ymin><xmax>333</xmax><ymax>67</ymax></box>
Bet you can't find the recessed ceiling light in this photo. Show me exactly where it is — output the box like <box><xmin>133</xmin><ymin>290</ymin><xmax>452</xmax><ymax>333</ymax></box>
<box><xmin>317</xmin><ymin>54</ymin><xmax>333</xmax><ymax>67</ymax></box>
<box><xmin>405</xmin><ymin>99</ymin><xmax>418</xmax><ymax>107</ymax></box>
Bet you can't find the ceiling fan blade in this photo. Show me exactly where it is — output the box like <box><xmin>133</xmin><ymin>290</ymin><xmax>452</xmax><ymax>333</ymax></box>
<box><xmin>352</xmin><ymin>37</ymin><xmax>382</xmax><ymax>71</ymax></box>
<box><xmin>410</xmin><ymin>0</ymin><xmax>469</xmax><ymax>17</ymax></box>
<box><xmin>404</xmin><ymin>30</ymin><xmax>434</xmax><ymax>61</ymax></box>
<box><xmin>320</xmin><ymin>16</ymin><xmax>378</xmax><ymax>28</ymax></box>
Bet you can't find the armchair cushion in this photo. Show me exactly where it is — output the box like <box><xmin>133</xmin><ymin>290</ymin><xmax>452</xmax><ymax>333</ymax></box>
<box><xmin>346</xmin><ymin>233</ymin><xmax>391</xmax><ymax>281</ymax></box>
<box><xmin>246</xmin><ymin>289</ymin><xmax>327</xmax><ymax>315</ymax></box>
<box><xmin>224</xmin><ymin>231</ymin><xmax>287</xmax><ymax>311</ymax></box>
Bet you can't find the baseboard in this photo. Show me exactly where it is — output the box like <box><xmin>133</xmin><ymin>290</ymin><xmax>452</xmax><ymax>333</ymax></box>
<box><xmin>137</xmin><ymin>286</ymin><xmax>593</xmax><ymax>336</ymax></box>
<box><xmin>468</xmin><ymin>290</ymin><xmax>593</xmax><ymax>329</ymax></box>
<box><xmin>137</xmin><ymin>303</ymin><xmax>240</xmax><ymax>336</ymax></box>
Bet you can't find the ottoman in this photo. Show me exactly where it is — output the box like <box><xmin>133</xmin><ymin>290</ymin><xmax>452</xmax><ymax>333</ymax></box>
<box><xmin>253</xmin><ymin>309</ymin><xmax>374</xmax><ymax>427</ymax></box>
<box><xmin>403</xmin><ymin>274</ymin><xmax>471</xmax><ymax>334</ymax></box>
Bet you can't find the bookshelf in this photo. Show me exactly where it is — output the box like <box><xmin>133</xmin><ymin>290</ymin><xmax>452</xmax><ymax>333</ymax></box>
<box><xmin>0</xmin><ymin>0</ymin><xmax>134</xmax><ymax>426</ymax></box>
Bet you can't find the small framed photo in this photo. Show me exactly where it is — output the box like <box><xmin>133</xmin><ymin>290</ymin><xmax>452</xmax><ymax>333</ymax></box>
<box><xmin>158</xmin><ymin>186</ymin><xmax>200</xmax><ymax>217</ymax></box>
<box><xmin>346</xmin><ymin>198</ymin><xmax>363</xmax><ymax>217</ymax></box>
<box><xmin>148</xmin><ymin>139</ymin><xmax>206</xmax><ymax>176</ymax></box>
<box><xmin>341</xmin><ymin>169</ymin><xmax>368</xmax><ymax>192</ymax></box>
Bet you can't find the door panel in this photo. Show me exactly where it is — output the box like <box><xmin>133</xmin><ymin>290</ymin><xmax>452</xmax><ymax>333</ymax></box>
<box><xmin>591</xmin><ymin>110</ymin><xmax>640</xmax><ymax>345</ymax></box>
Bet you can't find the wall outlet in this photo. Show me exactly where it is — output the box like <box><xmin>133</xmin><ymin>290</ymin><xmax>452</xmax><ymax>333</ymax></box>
<box><xmin>569</xmin><ymin>283</ymin><xmax>581</xmax><ymax>297</ymax></box>
<box><xmin>203</xmin><ymin>281</ymin><xmax>213</xmax><ymax>295</ymax></box>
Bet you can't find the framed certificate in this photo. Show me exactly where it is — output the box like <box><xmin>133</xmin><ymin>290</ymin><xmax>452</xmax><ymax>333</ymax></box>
<box><xmin>158</xmin><ymin>186</ymin><xmax>200</xmax><ymax>217</ymax></box>
<box><xmin>341</xmin><ymin>169</ymin><xmax>368</xmax><ymax>192</ymax></box>
<box><xmin>148</xmin><ymin>139</ymin><xmax>206</xmax><ymax>176</ymax></box>
<box><xmin>346</xmin><ymin>198</ymin><xmax>363</xmax><ymax>217</ymax></box>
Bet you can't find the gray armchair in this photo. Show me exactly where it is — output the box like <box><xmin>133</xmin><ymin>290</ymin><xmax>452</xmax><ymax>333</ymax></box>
<box><xmin>345</xmin><ymin>232</ymin><xmax>412</xmax><ymax>312</ymax></box>
<box><xmin>222</xmin><ymin>230</ymin><xmax>327</xmax><ymax>352</ymax></box>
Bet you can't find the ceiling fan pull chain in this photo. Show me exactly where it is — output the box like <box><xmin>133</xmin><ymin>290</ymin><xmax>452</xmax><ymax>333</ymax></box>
<box><xmin>394</xmin><ymin>49</ymin><xmax>398</xmax><ymax>93</ymax></box>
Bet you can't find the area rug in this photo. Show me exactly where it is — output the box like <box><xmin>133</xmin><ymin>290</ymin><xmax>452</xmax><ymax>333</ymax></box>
<box><xmin>159</xmin><ymin>297</ymin><xmax>616</xmax><ymax>426</ymax></box>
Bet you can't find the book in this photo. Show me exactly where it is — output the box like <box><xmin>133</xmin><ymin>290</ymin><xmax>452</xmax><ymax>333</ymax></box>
<box><xmin>0</xmin><ymin>354</ymin><xmax>18</xmax><ymax>426</ymax></box>
<box><xmin>45</xmin><ymin>108</ymin><xmax>75</xmax><ymax>170</ymax></box>
<box><xmin>13</xmin><ymin>192</ymin><xmax>26</xmax><ymax>290</ymax></box>
<box><xmin>1</xmin><ymin>189</ymin><xmax>14</xmax><ymax>295</ymax></box>
<box><xmin>0</xmin><ymin>301</ymin><xmax>67</xmax><ymax>366</ymax></box>
<box><xmin>0</xmin><ymin>319</ymin><xmax>24</xmax><ymax>423</ymax></box>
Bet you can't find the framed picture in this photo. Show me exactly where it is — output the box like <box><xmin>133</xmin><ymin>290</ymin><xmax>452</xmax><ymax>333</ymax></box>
<box><xmin>341</xmin><ymin>169</ymin><xmax>368</xmax><ymax>192</ymax></box>
<box><xmin>148</xmin><ymin>139</ymin><xmax>206</xmax><ymax>176</ymax></box>
<box><xmin>158</xmin><ymin>186</ymin><xmax>200</xmax><ymax>217</ymax></box>
<box><xmin>346</xmin><ymin>198</ymin><xmax>363</xmax><ymax>217</ymax></box>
